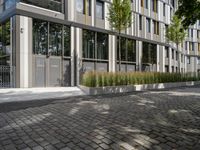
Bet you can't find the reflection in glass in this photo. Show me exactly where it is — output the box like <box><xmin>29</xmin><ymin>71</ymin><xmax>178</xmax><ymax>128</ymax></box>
<box><xmin>97</xmin><ymin>32</ymin><xmax>108</xmax><ymax>59</ymax></box>
<box><xmin>20</xmin><ymin>0</ymin><xmax>62</xmax><ymax>12</ymax></box>
<box><xmin>0</xmin><ymin>21</ymin><xmax>11</xmax><ymax>66</ymax></box>
<box><xmin>49</xmin><ymin>23</ymin><xmax>62</xmax><ymax>56</ymax></box>
<box><xmin>33</xmin><ymin>19</ymin><xmax>48</xmax><ymax>55</ymax></box>
<box><xmin>64</xmin><ymin>26</ymin><xmax>70</xmax><ymax>56</ymax></box>
<box><xmin>83</xmin><ymin>30</ymin><xmax>95</xmax><ymax>59</ymax></box>
<box><xmin>117</xmin><ymin>37</ymin><xmax>136</xmax><ymax>62</ymax></box>
<box><xmin>142</xmin><ymin>42</ymin><xmax>157</xmax><ymax>64</ymax></box>
<box><xmin>96</xmin><ymin>0</ymin><xmax>104</xmax><ymax>19</ymax></box>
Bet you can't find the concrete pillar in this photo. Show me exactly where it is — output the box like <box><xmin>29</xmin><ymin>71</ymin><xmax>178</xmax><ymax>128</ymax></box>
<box><xmin>109</xmin><ymin>35</ymin><xmax>116</xmax><ymax>72</ymax></box>
<box><xmin>159</xmin><ymin>46</ymin><xmax>165</xmax><ymax>72</ymax></box>
<box><xmin>137</xmin><ymin>41</ymin><xmax>142</xmax><ymax>71</ymax></box>
<box><xmin>15</xmin><ymin>16</ymin><xmax>32</xmax><ymax>88</ymax></box>
<box><xmin>70</xmin><ymin>26</ymin><xmax>75</xmax><ymax>86</ymax></box>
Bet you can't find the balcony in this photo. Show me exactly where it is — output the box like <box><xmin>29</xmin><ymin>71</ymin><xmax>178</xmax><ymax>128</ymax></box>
<box><xmin>0</xmin><ymin>0</ymin><xmax>63</xmax><ymax>14</ymax></box>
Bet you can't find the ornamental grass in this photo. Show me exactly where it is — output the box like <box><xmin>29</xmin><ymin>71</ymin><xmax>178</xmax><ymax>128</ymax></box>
<box><xmin>81</xmin><ymin>71</ymin><xmax>200</xmax><ymax>87</ymax></box>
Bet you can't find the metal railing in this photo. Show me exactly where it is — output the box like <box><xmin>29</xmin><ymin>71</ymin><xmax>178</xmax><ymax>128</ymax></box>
<box><xmin>0</xmin><ymin>65</ymin><xmax>15</xmax><ymax>88</ymax></box>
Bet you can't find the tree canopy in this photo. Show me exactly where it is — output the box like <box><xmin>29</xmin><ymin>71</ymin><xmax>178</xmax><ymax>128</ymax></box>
<box><xmin>166</xmin><ymin>15</ymin><xmax>186</xmax><ymax>47</ymax></box>
<box><xmin>176</xmin><ymin>0</ymin><xmax>200</xmax><ymax>28</ymax></box>
<box><xmin>107</xmin><ymin>0</ymin><xmax>132</xmax><ymax>33</ymax></box>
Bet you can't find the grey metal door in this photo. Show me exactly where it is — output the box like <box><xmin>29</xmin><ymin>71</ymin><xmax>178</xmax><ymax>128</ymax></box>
<box><xmin>48</xmin><ymin>57</ymin><xmax>61</xmax><ymax>87</ymax></box>
<box><xmin>34</xmin><ymin>55</ymin><xmax>62</xmax><ymax>87</ymax></box>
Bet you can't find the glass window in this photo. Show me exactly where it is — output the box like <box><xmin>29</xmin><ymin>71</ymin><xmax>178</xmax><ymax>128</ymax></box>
<box><xmin>146</xmin><ymin>18</ymin><xmax>151</xmax><ymax>33</ymax></box>
<box><xmin>142</xmin><ymin>42</ymin><xmax>157</xmax><ymax>64</ymax></box>
<box><xmin>76</xmin><ymin>0</ymin><xmax>84</xmax><ymax>13</ymax></box>
<box><xmin>20</xmin><ymin>0</ymin><xmax>62</xmax><ymax>12</ymax></box>
<box><xmin>163</xmin><ymin>3</ymin><xmax>165</xmax><ymax>16</ymax></box>
<box><xmin>76</xmin><ymin>0</ymin><xmax>91</xmax><ymax>16</ymax></box>
<box><xmin>165</xmin><ymin>47</ymin><xmax>169</xmax><ymax>58</ymax></box>
<box><xmin>145</xmin><ymin>0</ymin><xmax>148</xmax><ymax>9</ymax></box>
<box><xmin>33</xmin><ymin>19</ymin><xmax>48</xmax><ymax>55</ymax></box>
<box><xmin>97</xmin><ymin>32</ymin><xmax>108</xmax><ymax>59</ymax></box>
<box><xmin>127</xmin><ymin>39</ymin><xmax>136</xmax><ymax>62</ymax></box>
<box><xmin>83</xmin><ymin>30</ymin><xmax>95</xmax><ymax>59</ymax></box>
<box><xmin>117</xmin><ymin>37</ymin><xmax>136</xmax><ymax>62</ymax></box>
<box><xmin>151</xmin><ymin>0</ymin><xmax>157</xmax><ymax>12</ymax></box>
<box><xmin>139</xmin><ymin>15</ymin><xmax>142</xmax><ymax>30</ymax></box>
<box><xmin>64</xmin><ymin>26</ymin><xmax>70</xmax><ymax>57</ymax></box>
<box><xmin>0</xmin><ymin>21</ymin><xmax>11</xmax><ymax>66</ymax></box>
<box><xmin>96</xmin><ymin>0</ymin><xmax>104</xmax><ymax>19</ymax></box>
<box><xmin>49</xmin><ymin>23</ymin><xmax>62</xmax><ymax>56</ymax></box>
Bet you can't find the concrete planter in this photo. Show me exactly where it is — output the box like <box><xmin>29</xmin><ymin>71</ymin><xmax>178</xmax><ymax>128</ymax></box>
<box><xmin>79</xmin><ymin>81</ymin><xmax>200</xmax><ymax>95</ymax></box>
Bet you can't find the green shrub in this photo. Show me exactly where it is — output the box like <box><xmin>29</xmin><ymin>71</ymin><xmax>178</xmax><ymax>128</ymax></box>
<box><xmin>81</xmin><ymin>71</ymin><xmax>200</xmax><ymax>87</ymax></box>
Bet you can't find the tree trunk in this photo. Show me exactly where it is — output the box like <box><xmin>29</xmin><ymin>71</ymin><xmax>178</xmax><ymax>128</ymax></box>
<box><xmin>119</xmin><ymin>35</ymin><xmax>121</xmax><ymax>72</ymax></box>
<box><xmin>176</xmin><ymin>43</ymin><xmax>180</xmax><ymax>73</ymax></box>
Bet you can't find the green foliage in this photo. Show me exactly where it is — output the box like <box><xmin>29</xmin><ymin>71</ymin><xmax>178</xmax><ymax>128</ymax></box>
<box><xmin>165</xmin><ymin>15</ymin><xmax>186</xmax><ymax>46</ymax></box>
<box><xmin>107</xmin><ymin>0</ymin><xmax>132</xmax><ymax>33</ymax></box>
<box><xmin>81</xmin><ymin>71</ymin><xmax>200</xmax><ymax>87</ymax></box>
<box><xmin>176</xmin><ymin>0</ymin><xmax>200</xmax><ymax>28</ymax></box>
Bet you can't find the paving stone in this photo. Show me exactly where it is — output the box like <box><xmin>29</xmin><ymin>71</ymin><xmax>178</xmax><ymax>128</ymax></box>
<box><xmin>1</xmin><ymin>86</ymin><xmax>200</xmax><ymax>150</ymax></box>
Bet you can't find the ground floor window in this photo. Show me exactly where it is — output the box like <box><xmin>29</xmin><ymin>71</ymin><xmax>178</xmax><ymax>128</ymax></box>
<box><xmin>117</xmin><ymin>37</ymin><xmax>136</xmax><ymax>72</ymax></box>
<box><xmin>82</xmin><ymin>29</ymin><xmax>108</xmax><ymax>72</ymax></box>
<box><xmin>33</xmin><ymin>19</ymin><xmax>70</xmax><ymax>57</ymax></box>
<box><xmin>0</xmin><ymin>18</ymin><xmax>15</xmax><ymax>88</ymax></box>
<box><xmin>142</xmin><ymin>42</ymin><xmax>157</xmax><ymax>71</ymax></box>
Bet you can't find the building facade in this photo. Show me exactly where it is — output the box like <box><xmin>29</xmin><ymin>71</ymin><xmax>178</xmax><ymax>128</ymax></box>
<box><xmin>0</xmin><ymin>0</ymin><xmax>200</xmax><ymax>88</ymax></box>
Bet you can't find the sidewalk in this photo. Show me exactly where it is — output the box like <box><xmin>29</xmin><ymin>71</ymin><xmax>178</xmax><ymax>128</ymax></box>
<box><xmin>0</xmin><ymin>87</ymin><xmax>86</xmax><ymax>104</ymax></box>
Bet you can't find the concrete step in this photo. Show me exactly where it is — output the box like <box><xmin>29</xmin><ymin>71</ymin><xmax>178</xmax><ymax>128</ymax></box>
<box><xmin>0</xmin><ymin>87</ymin><xmax>86</xmax><ymax>104</ymax></box>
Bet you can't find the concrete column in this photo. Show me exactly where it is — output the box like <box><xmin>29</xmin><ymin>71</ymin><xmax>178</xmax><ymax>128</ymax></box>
<box><xmin>169</xmin><ymin>47</ymin><xmax>172</xmax><ymax>72</ymax></box>
<box><xmin>75</xmin><ymin>28</ymin><xmax>82</xmax><ymax>85</ymax></box>
<box><xmin>159</xmin><ymin>46</ymin><xmax>165</xmax><ymax>72</ymax></box>
<box><xmin>15</xmin><ymin>16</ymin><xmax>32</xmax><ymax>88</ymax></box>
<box><xmin>70</xmin><ymin>26</ymin><xmax>75</xmax><ymax>86</ymax></box>
<box><xmin>137</xmin><ymin>41</ymin><xmax>142</xmax><ymax>71</ymax></box>
<box><xmin>109</xmin><ymin>35</ymin><xmax>116</xmax><ymax>72</ymax></box>
<box><xmin>156</xmin><ymin>44</ymin><xmax>160</xmax><ymax>72</ymax></box>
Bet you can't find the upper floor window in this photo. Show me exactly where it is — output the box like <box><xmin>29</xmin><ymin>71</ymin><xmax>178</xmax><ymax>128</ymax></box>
<box><xmin>20</xmin><ymin>0</ymin><xmax>62</xmax><ymax>12</ymax></box>
<box><xmin>141</xmin><ymin>0</ymin><xmax>148</xmax><ymax>9</ymax></box>
<box><xmin>76</xmin><ymin>0</ymin><xmax>91</xmax><ymax>16</ymax></box>
<box><xmin>163</xmin><ymin>3</ymin><xmax>165</xmax><ymax>16</ymax></box>
<box><xmin>151</xmin><ymin>0</ymin><xmax>157</xmax><ymax>13</ymax></box>
<box><xmin>139</xmin><ymin>15</ymin><xmax>142</xmax><ymax>30</ymax></box>
<box><xmin>146</xmin><ymin>18</ymin><xmax>151</xmax><ymax>33</ymax></box>
<box><xmin>96</xmin><ymin>0</ymin><xmax>104</xmax><ymax>19</ymax></box>
<box><xmin>153</xmin><ymin>20</ymin><xmax>159</xmax><ymax>35</ymax></box>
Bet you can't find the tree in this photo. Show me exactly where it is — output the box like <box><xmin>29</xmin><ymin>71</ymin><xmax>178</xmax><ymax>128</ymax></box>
<box><xmin>176</xmin><ymin>0</ymin><xmax>200</xmax><ymax>28</ymax></box>
<box><xmin>166</xmin><ymin>15</ymin><xmax>186</xmax><ymax>72</ymax></box>
<box><xmin>107</xmin><ymin>0</ymin><xmax>132</xmax><ymax>71</ymax></box>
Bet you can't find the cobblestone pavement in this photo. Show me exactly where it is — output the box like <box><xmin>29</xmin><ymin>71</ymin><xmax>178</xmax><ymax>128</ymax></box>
<box><xmin>0</xmin><ymin>86</ymin><xmax>200</xmax><ymax>150</ymax></box>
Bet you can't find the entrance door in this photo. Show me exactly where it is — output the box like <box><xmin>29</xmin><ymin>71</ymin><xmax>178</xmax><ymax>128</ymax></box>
<box><xmin>34</xmin><ymin>55</ymin><xmax>62</xmax><ymax>87</ymax></box>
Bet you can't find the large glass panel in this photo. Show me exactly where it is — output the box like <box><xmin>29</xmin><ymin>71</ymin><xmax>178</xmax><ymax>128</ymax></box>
<box><xmin>20</xmin><ymin>0</ymin><xmax>62</xmax><ymax>12</ymax></box>
<box><xmin>76</xmin><ymin>0</ymin><xmax>84</xmax><ymax>13</ymax></box>
<box><xmin>83</xmin><ymin>30</ymin><xmax>95</xmax><ymax>59</ymax></box>
<box><xmin>97</xmin><ymin>32</ymin><xmax>108</xmax><ymax>60</ymax></box>
<box><xmin>142</xmin><ymin>42</ymin><xmax>157</xmax><ymax>64</ymax></box>
<box><xmin>49</xmin><ymin>23</ymin><xmax>62</xmax><ymax>56</ymax></box>
<box><xmin>0</xmin><ymin>21</ymin><xmax>11</xmax><ymax>66</ymax></box>
<box><xmin>96</xmin><ymin>0</ymin><xmax>104</xmax><ymax>19</ymax></box>
<box><xmin>76</xmin><ymin>0</ymin><xmax>91</xmax><ymax>16</ymax></box>
<box><xmin>33</xmin><ymin>19</ymin><xmax>48</xmax><ymax>55</ymax></box>
<box><xmin>127</xmin><ymin>39</ymin><xmax>136</xmax><ymax>62</ymax></box>
<box><xmin>64</xmin><ymin>26</ymin><xmax>70</xmax><ymax>57</ymax></box>
<box><xmin>117</xmin><ymin>37</ymin><xmax>126</xmax><ymax>61</ymax></box>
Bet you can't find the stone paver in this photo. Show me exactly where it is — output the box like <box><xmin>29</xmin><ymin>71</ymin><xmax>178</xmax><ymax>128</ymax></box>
<box><xmin>0</xmin><ymin>86</ymin><xmax>200</xmax><ymax>150</ymax></box>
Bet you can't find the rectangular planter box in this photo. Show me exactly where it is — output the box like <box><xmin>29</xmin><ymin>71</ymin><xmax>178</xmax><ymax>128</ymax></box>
<box><xmin>79</xmin><ymin>81</ymin><xmax>200</xmax><ymax>95</ymax></box>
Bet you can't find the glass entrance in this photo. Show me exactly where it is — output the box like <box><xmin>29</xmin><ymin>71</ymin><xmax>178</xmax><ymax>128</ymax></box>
<box><xmin>33</xmin><ymin>19</ymin><xmax>71</xmax><ymax>87</ymax></box>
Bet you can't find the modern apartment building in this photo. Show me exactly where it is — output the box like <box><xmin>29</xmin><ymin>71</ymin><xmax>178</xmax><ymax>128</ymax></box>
<box><xmin>0</xmin><ymin>0</ymin><xmax>200</xmax><ymax>88</ymax></box>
